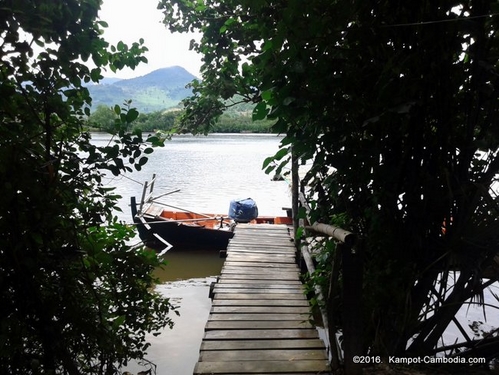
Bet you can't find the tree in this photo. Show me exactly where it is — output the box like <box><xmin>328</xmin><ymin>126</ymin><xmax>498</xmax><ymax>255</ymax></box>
<box><xmin>160</xmin><ymin>0</ymin><xmax>499</xmax><ymax>363</ymax></box>
<box><xmin>87</xmin><ymin>104</ymin><xmax>118</xmax><ymax>132</ymax></box>
<box><xmin>0</xmin><ymin>1</ymin><xmax>175</xmax><ymax>374</ymax></box>
<box><xmin>133</xmin><ymin>110</ymin><xmax>178</xmax><ymax>132</ymax></box>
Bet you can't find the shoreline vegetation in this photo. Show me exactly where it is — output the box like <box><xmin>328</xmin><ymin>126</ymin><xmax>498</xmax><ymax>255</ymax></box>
<box><xmin>86</xmin><ymin>104</ymin><xmax>277</xmax><ymax>134</ymax></box>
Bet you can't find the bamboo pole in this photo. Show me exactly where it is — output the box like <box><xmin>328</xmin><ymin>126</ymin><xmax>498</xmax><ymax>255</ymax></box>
<box><xmin>128</xmin><ymin>217</ymin><xmax>230</xmax><ymax>225</ymax></box>
<box><xmin>291</xmin><ymin>147</ymin><xmax>300</xmax><ymax>239</ymax></box>
<box><xmin>306</xmin><ymin>222</ymin><xmax>356</xmax><ymax>247</ymax></box>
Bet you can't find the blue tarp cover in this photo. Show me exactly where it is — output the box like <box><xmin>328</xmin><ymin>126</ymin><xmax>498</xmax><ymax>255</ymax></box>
<box><xmin>228</xmin><ymin>198</ymin><xmax>258</xmax><ymax>223</ymax></box>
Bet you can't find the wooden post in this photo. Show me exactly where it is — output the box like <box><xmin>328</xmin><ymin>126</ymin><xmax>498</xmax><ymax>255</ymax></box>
<box><xmin>327</xmin><ymin>244</ymin><xmax>343</xmax><ymax>370</ymax></box>
<box><xmin>291</xmin><ymin>147</ymin><xmax>302</xmax><ymax>265</ymax></box>
<box><xmin>341</xmin><ymin>242</ymin><xmax>363</xmax><ymax>375</ymax></box>
<box><xmin>139</xmin><ymin>181</ymin><xmax>149</xmax><ymax>212</ymax></box>
<box><xmin>291</xmin><ymin>147</ymin><xmax>299</xmax><ymax>242</ymax></box>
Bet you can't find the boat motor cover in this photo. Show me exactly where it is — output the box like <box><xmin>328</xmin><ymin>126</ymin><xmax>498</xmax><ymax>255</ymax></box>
<box><xmin>228</xmin><ymin>198</ymin><xmax>258</xmax><ymax>223</ymax></box>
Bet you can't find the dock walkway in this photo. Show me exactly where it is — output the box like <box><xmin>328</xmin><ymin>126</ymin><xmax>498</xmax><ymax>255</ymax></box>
<box><xmin>194</xmin><ymin>224</ymin><xmax>331</xmax><ymax>375</ymax></box>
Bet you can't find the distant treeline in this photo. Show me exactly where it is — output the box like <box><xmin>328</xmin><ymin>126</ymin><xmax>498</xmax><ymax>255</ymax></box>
<box><xmin>86</xmin><ymin>105</ymin><xmax>276</xmax><ymax>133</ymax></box>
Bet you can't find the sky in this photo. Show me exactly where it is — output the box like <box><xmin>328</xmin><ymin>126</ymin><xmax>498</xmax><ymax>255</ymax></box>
<box><xmin>98</xmin><ymin>0</ymin><xmax>202</xmax><ymax>79</ymax></box>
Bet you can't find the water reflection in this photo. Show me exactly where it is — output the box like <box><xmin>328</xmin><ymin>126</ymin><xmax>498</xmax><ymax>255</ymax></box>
<box><xmin>154</xmin><ymin>248</ymin><xmax>224</xmax><ymax>283</ymax></box>
<box><xmin>123</xmin><ymin>277</ymin><xmax>216</xmax><ymax>375</ymax></box>
<box><xmin>119</xmin><ymin>247</ymin><xmax>226</xmax><ymax>375</ymax></box>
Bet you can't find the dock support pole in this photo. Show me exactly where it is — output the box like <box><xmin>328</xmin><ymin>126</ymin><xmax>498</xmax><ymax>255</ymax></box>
<box><xmin>291</xmin><ymin>147</ymin><xmax>299</xmax><ymax>242</ymax></box>
<box><xmin>342</xmin><ymin>242</ymin><xmax>363</xmax><ymax>375</ymax></box>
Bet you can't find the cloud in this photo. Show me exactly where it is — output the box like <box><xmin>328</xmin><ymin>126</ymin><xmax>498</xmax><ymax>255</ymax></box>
<box><xmin>98</xmin><ymin>0</ymin><xmax>202</xmax><ymax>79</ymax></box>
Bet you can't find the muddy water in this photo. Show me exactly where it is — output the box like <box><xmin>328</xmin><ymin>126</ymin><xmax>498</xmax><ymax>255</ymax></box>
<box><xmin>123</xmin><ymin>248</ymin><xmax>224</xmax><ymax>375</ymax></box>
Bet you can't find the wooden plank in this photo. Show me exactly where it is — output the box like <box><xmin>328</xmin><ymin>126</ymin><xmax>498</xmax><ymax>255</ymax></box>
<box><xmin>229</xmin><ymin>239</ymin><xmax>293</xmax><ymax>245</ymax></box>
<box><xmin>229</xmin><ymin>237</ymin><xmax>292</xmax><ymax>242</ymax></box>
<box><xmin>231</xmin><ymin>230</ymin><xmax>290</xmax><ymax>235</ymax></box>
<box><xmin>217</xmin><ymin>278</ymin><xmax>302</xmax><ymax>285</ymax></box>
<box><xmin>211</xmin><ymin>306</ymin><xmax>310</xmax><ymax>314</ymax></box>
<box><xmin>229</xmin><ymin>241</ymin><xmax>293</xmax><ymax>246</ymax></box>
<box><xmin>226</xmin><ymin>251</ymin><xmax>296</xmax><ymax>258</ymax></box>
<box><xmin>194</xmin><ymin>359</ymin><xmax>330</xmax><ymax>374</ymax></box>
<box><xmin>212</xmin><ymin>293</ymin><xmax>307</xmax><ymax>300</ymax></box>
<box><xmin>204</xmin><ymin>329</ymin><xmax>320</xmax><ymax>340</ymax></box>
<box><xmin>231</xmin><ymin>231</ymin><xmax>292</xmax><ymax>236</ymax></box>
<box><xmin>235</xmin><ymin>226</ymin><xmax>292</xmax><ymax>234</ymax></box>
<box><xmin>211</xmin><ymin>299</ymin><xmax>310</xmax><ymax>307</ymax></box>
<box><xmin>213</xmin><ymin>283</ymin><xmax>303</xmax><ymax>289</ymax></box>
<box><xmin>227</xmin><ymin>250</ymin><xmax>296</xmax><ymax>256</ymax></box>
<box><xmin>200</xmin><ymin>339</ymin><xmax>326</xmax><ymax>351</ymax></box>
<box><xmin>205</xmin><ymin>320</ymin><xmax>312</xmax><ymax>330</ymax></box>
<box><xmin>219</xmin><ymin>274</ymin><xmax>301</xmax><ymax>282</ymax></box>
<box><xmin>225</xmin><ymin>253</ymin><xmax>296</xmax><ymax>259</ymax></box>
<box><xmin>221</xmin><ymin>267</ymin><xmax>300</xmax><ymax>276</ymax></box>
<box><xmin>223</xmin><ymin>261</ymin><xmax>298</xmax><ymax>268</ymax></box>
<box><xmin>221</xmin><ymin>266</ymin><xmax>299</xmax><ymax>273</ymax></box>
<box><xmin>228</xmin><ymin>241</ymin><xmax>295</xmax><ymax>248</ymax></box>
<box><xmin>208</xmin><ymin>313</ymin><xmax>310</xmax><ymax>321</ymax></box>
<box><xmin>225</xmin><ymin>256</ymin><xmax>296</xmax><ymax>263</ymax></box>
<box><xmin>220</xmin><ymin>274</ymin><xmax>301</xmax><ymax>282</ymax></box>
<box><xmin>229</xmin><ymin>237</ymin><xmax>293</xmax><ymax>242</ymax></box>
<box><xmin>229</xmin><ymin>240</ymin><xmax>293</xmax><ymax>245</ymax></box>
<box><xmin>199</xmin><ymin>349</ymin><xmax>327</xmax><ymax>362</ymax></box>
<box><xmin>213</xmin><ymin>287</ymin><xmax>304</xmax><ymax>294</ymax></box>
<box><xmin>227</xmin><ymin>251</ymin><xmax>295</xmax><ymax>257</ymax></box>
<box><xmin>231</xmin><ymin>230</ymin><xmax>291</xmax><ymax>236</ymax></box>
<box><xmin>221</xmin><ymin>268</ymin><xmax>299</xmax><ymax>274</ymax></box>
<box><xmin>236</xmin><ymin>224</ymin><xmax>291</xmax><ymax>230</ymax></box>
<box><xmin>219</xmin><ymin>271</ymin><xmax>298</xmax><ymax>276</ymax></box>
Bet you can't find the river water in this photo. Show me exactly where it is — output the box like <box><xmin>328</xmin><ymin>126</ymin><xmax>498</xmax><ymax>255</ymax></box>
<box><xmin>92</xmin><ymin>133</ymin><xmax>291</xmax><ymax>375</ymax></box>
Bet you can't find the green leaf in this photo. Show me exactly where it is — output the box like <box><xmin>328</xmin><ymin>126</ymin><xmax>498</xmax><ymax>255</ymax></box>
<box><xmin>112</xmin><ymin>315</ymin><xmax>126</xmax><ymax>330</ymax></box>
<box><xmin>252</xmin><ymin>102</ymin><xmax>268</xmax><ymax>121</ymax></box>
<box><xmin>295</xmin><ymin>227</ymin><xmax>304</xmax><ymax>240</ymax></box>
<box><xmin>90</xmin><ymin>68</ymin><xmax>101</xmax><ymax>82</ymax></box>
<box><xmin>126</xmin><ymin>108</ymin><xmax>139</xmax><ymax>123</ymax></box>
<box><xmin>262</xmin><ymin>156</ymin><xmax>274</xmax><ymax>169</ymax></box>
<box><xmin>273</xmin><ymin>147</ymin><xmax>289</xmax><ymax>161</ymax></box>
<box><xmin>261</xmin><ymin>90</ymin><xmax>273</xmax><ymax>101</ymax></box>
<box><xmin>264</xmin><ymin>164</ymin><xmax>276</xmax><ymax>174</ymax></box>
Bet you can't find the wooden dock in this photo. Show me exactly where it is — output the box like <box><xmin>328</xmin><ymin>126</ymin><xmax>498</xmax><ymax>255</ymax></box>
<box><xmin>194</xmin><ymin>224</ymin><xmax>331</xmax><ymax>375</ymax></box>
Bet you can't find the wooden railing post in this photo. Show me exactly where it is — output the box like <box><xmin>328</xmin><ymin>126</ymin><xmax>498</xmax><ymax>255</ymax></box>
<box><xmin>341</xmin><ymin>241</ymin><xmax>363</xmax><ymax>375</ymax></box>
<box><xmin>292</xmin><ymin>157</ymin><xmax>364</xmax><ymax>374</ymax></box>
<box><xmin>327</xmin><ymin>246</ymin><xmax>342</xmax><ymax>370</ymax></box>
<box><xmin>291</xmin><ymin>147</ymin><xmax>300</xmax><ymax>241</ymax></box>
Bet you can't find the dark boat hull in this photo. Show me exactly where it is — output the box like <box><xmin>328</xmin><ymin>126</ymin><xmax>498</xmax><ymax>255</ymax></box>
<box><xmin>138</xmin><ymin>218</ymin><xmax>234</xmax><ymax>251</ymax></box>
<box><xmin>131</xmin><ymin>197</ymin><xmax>234</xmax><ymax>251</ymax></box>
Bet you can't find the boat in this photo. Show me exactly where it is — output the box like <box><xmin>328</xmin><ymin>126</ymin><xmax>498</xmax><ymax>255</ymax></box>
<box><xmin>131</xmin><ymin>196</ymin><xmax>235</xmax><ymax>252</ymax></box>
<box><xmin>130</xmin><ymin>176</ymin><xmax>293</xmax><ymax>252</ymax></box>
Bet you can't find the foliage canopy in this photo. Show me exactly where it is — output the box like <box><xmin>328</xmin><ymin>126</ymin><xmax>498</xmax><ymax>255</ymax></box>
<box><xmin>160</xmin><ymin>0</ymin><xmax>499</xmax><ymax>361</ymax></box>
<box><xmin>0</xmin><ymin>1</ymin><xmax>175</xmax><ymax>374</ymax></box>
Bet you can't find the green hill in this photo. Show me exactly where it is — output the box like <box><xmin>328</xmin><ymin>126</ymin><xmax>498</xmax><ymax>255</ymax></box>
<box><xmin>88</xmin><ymin>66</ymin><xmax>196</xmax><ymax>113</ymax></box>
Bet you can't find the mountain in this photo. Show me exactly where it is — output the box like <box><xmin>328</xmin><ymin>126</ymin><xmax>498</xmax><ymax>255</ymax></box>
<box><xmin>87</xmin><ymin>66</ymin><xmax>196</xmax><ymax>113</ymax></box>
